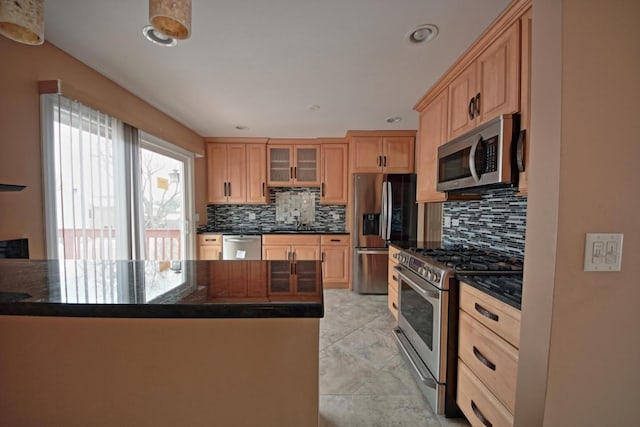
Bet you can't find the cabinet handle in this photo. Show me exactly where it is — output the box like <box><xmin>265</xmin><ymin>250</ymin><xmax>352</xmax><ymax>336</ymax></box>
<box><xmin>475</xmin><ymin>93</ymin><xmax>481</xmax><ymax>117</ymax></box>
<box><xmin>377</xmin><ymin>155</ymin><xmax>381</xmax><ymax>167</ymax></box>
<box><xmin>224</xmin><ymin>182</ymin><xmax>229</xmax><ymax>196</ymax></box>
<box><xmin>204</xmin><ymin>238</ymin><xmax>217</xmax><ymax>242</ymax></box>
<box><xmin>330</xmin><ymin>239</ymin><xmax>341</xmax><ymax>242</ymax></box>
<box><xmin>392</xmin><ymin>275</ymin><xmax>397</xmax><ymax>282</ymax></box>
<box><xmin>321</xmin><ymin>182</ymin><xmax>325</xmax><ymax>197</ymax></box>
<box><xmin>227</xmin><ymin>182</ymin><xmax>231</xmax><ymax>196</ymax></box>
<box><xmin>474</xmin><ymin>303</ymin><xmax>499</xmax><ymax>322</ymax></box>
<box><xmin>473</xmin><ymin>346</ymin><xmax>496</xmax><ymax>371</ymax></box>
<box><xmin>290</xmin><ymin>262</ymin><xmax>294</xmax><ymax>274</ymax></box>
<box><xmin>294</xmin><ymin>166</ymin><xmax>297</xmax><ymax>179</ymax></box>
<box><xmin>262</xmin><ymin>182</ymin><xmax>265</xmax><ymax>196</ymax></box>
<box><xmin>468</xmin><ymin>97</ymin><xmax>475</xmax><ymax>120</ymax></box>
<box><xmin>321</xmin><ymin>252</ymin><xmax>325</xmax><ymax>262</ymax></box>
<box><xmin>383</xmin><ymin>155</ymin><xmax>387</xmax><ymax>167</ymax></box>
<box><xmin>290</xmin><ymin>166</ymin><xmax>293</xmax><ymax>179</ymax></box>
<box><xmin>392</xmin><ymin>302</ymin><xmax>397</xmax><ymax>310</ymax></box>
<box><xmin>471</xmin><ymin>400</ymin><xmax>493</xmax><ymax>427</ymax></box>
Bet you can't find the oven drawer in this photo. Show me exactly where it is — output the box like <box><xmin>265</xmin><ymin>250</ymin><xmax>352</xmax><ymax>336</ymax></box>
<box><xmin>460</xmin><ymin>283</ymin><xmax>521</xmax><ymax>348</ymax></box>
<box><xmin>457</xmin><ymin>360</ymin><xmax>514</xmax><ymax>427</ymax></box>
<box><xmin>459</xmin><ymin>311</ymin><xmax>518</xmax><ymax>413</ymax></box>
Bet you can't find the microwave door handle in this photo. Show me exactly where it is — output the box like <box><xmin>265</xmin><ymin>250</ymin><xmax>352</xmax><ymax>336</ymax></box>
<box><xmin>380</xmin><ymin>181</ymin><xmax>387</xmax><ymax>239</ymax></box>
<box><xmin>469</xmin><ymin>135</ymin><xmax>482</xmax><ymax>183</ymax></box>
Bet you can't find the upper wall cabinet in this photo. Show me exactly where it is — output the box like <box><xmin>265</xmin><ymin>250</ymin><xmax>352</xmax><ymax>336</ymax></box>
<box><xmin>448</xmin><ymin>22</ymin><xmax>520</xmax><ymax>140</ymax></box>
<box><xmin>416</xmin><ymin>89</ymin><xmax>449</xmax><ymax>203</ymax></box>
<box><xmin>348</xmin><ymin>132</ymin><xmax>416</xmax><ymax>174</ymax></box>
<box><xmin>517</xmin><ymin>7</ymin><xmax>532</xmax><ymax>196</ymax></box>
<box><xmin>320</xmin><ymin>141</ymin><xmax>348</xmax><ymax>205</ymax></box>
<box><xmin>267</xmin><ymin>140</ymin><xmax>320</xmax><ymax>187</ymax></box>
<box><xmin>414</xmin><ymin>0</ymin><xmax>531</xmax><ymax>199</ymax></box>
<box><xmin>206</xmin><ymin>138</ymin><xmax>268</xmax><ymax>204</ymax></box>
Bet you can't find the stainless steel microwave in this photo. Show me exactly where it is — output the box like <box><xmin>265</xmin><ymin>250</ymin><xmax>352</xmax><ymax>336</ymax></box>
<box><xmin>436</xmin><ymin>114</ymin><xmax>520</xmax><ymax>192</ymax></box>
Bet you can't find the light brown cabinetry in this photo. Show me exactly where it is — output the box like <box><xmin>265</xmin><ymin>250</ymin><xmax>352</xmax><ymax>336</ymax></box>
<box><xmin>320</xmin><ymin>235</ymin><xmax>350</xmax><ymax>288</ymax></box>
<box><xmin>387</xmin><ymin>245</ymin><xmax>400</xmax><ymax>319</ymax></box>
<box><xmin>207</xmin><ymin>261</ymin><xmax>268</xmax><ymax>298</ymax></box>
<box><xmin>517</xmin><ymin>7</ymin><xmax>532</xmax><ymax>195</ymax></box>
<box><xmin>416</xmin><ymin>89</ymin><xmax>449</xmax><ymax>203</ymax></box>
<box><xmin>198</xmin><ymin>234</ymin><xmax>222</xmax><ymax>260</ymax></box>
<box><xmin>320</xmin><ymin>142</ymin><xmax>348</xmax><ymax>204</ymax></box>
<box><xmin>268</xmin><ymin>260</ymin><xmax>321</xmax><ymax>296</ymax></box>
<box><xmin>267</xmin><ymin>140</ymin><xmax>320</xmax><ymax>187</ymax></box>
<box><xmin>457</xmin><ymin>283</ymin><xmax>521</xmax><ymax>427</ymax></box>
<box><xmin>348</xmin><ymin>132</ymin><xmax>416</xmax><ymax>174</ymax></box>
<box><xmin>448</xmin><ymin>23</ymin><xmax>520</xmax><ymax>141</ymax></box>
<box><xmin>206</xmin><ymin>139</ymin><xmax>268</xmax><ymax>204</ymax></box>
<box><xmin>262</xmin><ymin>234</ymin><xmax>321</xmax><ymax>261</ymax></box>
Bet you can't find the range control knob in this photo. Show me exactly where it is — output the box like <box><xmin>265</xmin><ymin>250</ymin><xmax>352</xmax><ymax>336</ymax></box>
<box><xmin>432</xmin><ymin>272</ymin><xmax>440</xmax><ymax>282</ymax></box>
<box><xmin>418</xmin><ymin>267</ymin><xmax>426</xmax><ymax>276</ymax></box>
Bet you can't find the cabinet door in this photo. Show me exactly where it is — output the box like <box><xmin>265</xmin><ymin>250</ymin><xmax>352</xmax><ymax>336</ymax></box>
<box><xmin>448</xmin><ymin>64</ymin><xmax>477</xmax><ymax>140</ymax></box>
<box><xmin>416</xmin><ymin>90</ymin><xmax>449</xmax><ymax>203</ymax></box>
<box><xmin>262</xmin><ymin>244</ymin><xmax>291</xmax><ymax>260</ymax></box>
<box><xmin>350</xmin><ymin>137</ymin><xmax>382</xmax><ymax>173</ymax></box>
<box><xmin>226</xmin><ymin>144</ymin><xmax>247</xmax><ymax>203</ymax></box>
<box><xmin>517</xmin><ymin>8</ymin><xmax>532</xmax><ymax>196</ymax></box>
<box><xmin>322</xmin><ymin>244</ymin><xmax>349</xmax><ymax>285</ymax></box>
<box><xmin>207</xmin><ymin>144</ymin><xmax>229</xmax><ymax>203</ymax></box>
<box><xmin>268</xmin><ymin>146</ymin><xmax>293</xmax><ymax>185</ymax></box>
<box><xmin>293</xmin><ymin>245</ymin><xmax>320</xmax><ymax>261</ymax></box>
<box><xmin>293</xmin><ymin>145</ymin><xmax>320</xmax><ymax>185</ymax></box>
<box><xmin>382</xmin><ymin>136</ymin><xmax>414</xmax><ymax>173</ymax></box>
<box><xmin>476</xmin><ymin>23</ymin><xmax>520</xmax><ymax>124</ymax></box>
<box><xmin>246</xmin><ymin>144</ymin><xmax>268</xmax><ymax>203</ymax></box>
<box><xmin>320</xmin><ymin>143</ymin><xmax>348</xmax><ymax>204</ymax></box>
<box><xmin>200</xmin><ymin>245</ymin><xmax>221</xmax><ymax>260</ymax></box>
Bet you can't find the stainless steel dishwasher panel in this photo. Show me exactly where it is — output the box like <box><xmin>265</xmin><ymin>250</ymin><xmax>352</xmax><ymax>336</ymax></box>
<box><xmin>222</xmin><ymin>235</ymin><xmax>262</xmax><ymax>260</ymax></box>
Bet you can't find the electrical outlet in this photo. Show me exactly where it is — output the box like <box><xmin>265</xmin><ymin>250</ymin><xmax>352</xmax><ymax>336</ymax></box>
<box><xmin>584</xmin><ymin>233</ymin><xmax>623</xmax><ymax>271</ymax></box>
<box><xmin>444</xmin><ymin>217</ymin><xmax>451</xmax><ymax>228</ymax></box>
<box><xmin>332</xmin><ymin>213</ymin><xmax>339</xmax><ymax>220</ymax></box>
<box><xmin>452</xmin><ymin>218</ymin><xmax>460</xmax><ymax>227</ymax></box>
<box><xmin>248</xmin><ymin>212</ymin><xmax>256</xmax><ymax>220</ymax></box>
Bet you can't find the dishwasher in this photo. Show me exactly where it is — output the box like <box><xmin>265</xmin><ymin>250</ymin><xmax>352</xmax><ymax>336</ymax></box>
<box><xmin>222</xmin><ymin>235</ymin><xmax>262</xmax><ymax>260</ymax></box>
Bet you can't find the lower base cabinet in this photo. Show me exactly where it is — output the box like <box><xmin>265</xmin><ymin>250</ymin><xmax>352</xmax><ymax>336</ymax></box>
<box><xmin>198</xmin><ymin>234</ymin><xmax>222</xmax><ymax>260</ymax></box>
<box><xmin>321</xmin><ymin>235</ymin><xmax>350</xmax><ymax>289</ymax></box>
<box><xmin>457</xmin><ymin>282</ymin><xmax>521</xmax><ymax>427</ymax></box>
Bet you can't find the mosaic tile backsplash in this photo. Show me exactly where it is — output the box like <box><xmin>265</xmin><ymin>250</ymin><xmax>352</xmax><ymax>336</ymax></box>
<box><xmin>199</xmin><ymin>187</ymin><xmax>346</xmax><ymax>233</ymax></box>
<box><xmin>443</xmin><ymin>188</ymin><xmax>527</xmax><ymax>257</ymax></box>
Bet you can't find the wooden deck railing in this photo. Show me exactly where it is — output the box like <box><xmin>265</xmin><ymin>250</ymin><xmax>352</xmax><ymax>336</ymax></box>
<box><xmin>58</xmin><ymin>228</ymin><xmax>181</xmax><ymax>260</ymax></box>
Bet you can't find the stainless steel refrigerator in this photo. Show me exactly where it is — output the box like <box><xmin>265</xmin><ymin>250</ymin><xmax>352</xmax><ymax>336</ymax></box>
<box><xmin>352</xmin><ymin>173</ymin><xmax>417</xmax><ymax>294</ymax></box>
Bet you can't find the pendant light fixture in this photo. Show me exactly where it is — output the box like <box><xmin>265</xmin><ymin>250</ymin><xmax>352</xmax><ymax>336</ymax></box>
<box><xmin>149</xmin><ymin>0</ymin><xmax>191</xmax><ymax>40</ymax></box>
<box><xmin>0</xmin><ymin>0</ymin><xmax>44</xmax><ymax>45</ymax></box>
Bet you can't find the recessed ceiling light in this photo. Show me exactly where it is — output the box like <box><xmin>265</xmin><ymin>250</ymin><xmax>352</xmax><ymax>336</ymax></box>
<box><xmin>307</xmin><ymin>104</ymin><xmax>321</xmax><ymax>111</ymax></box>
<box><xmin>386</xmin><ymin>116</ymin><xmax>402</xmax><ymax>124</ymax></box>
<box><xmin>235</xmin><ymin>125</ymin><xmax>249</xmax><ymax>131</ymax></box>
<box><xmin>408</xmin><ymin>24</ymin><xmax>438</xmax><ymax>44</ymax></box>
<box><xmin>142</xmin><ymin>25</ymin><xmax>177</xmax><ymax>47</ymax></box>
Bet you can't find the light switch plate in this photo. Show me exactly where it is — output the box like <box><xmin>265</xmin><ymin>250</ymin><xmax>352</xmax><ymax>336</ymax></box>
<box><xmin>584</xmin><ymin>233</ymin><xmax>623</xmax><ymax>271</ymax></box>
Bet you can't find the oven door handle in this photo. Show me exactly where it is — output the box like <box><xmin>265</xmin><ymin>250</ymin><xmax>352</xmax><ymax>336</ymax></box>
<box><xmin>393</xmin><ymin>327</ymin><xmax>437</xmax><ymax>390</ymax></box>
<box><xmin>395</xmin><ymin>266</ymin><xmax>441</xmax><ymax>301</ymax></box>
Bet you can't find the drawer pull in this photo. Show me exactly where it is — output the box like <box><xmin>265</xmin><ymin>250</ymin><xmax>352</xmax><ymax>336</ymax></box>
<box><xmin>330</xmin><ymin>239</ymin><xmax>341</xmax><ymax>242</ymax></box>
<box><xmin>392</xmin><ymin>302</ymin><xmax>397</xmax><ymax>310</ymax></box>
<box><xmin>471</xmin><ymin>400</ymin><xmax>493</xmax><ymax>427</ymax></box>
<box><xmin>475</xmin><ymin>303</ymin><xmax>499</xmax><ymax>322</ymax></box>
<box><xmin>473</xmin><ymin>346</ymin><xmax>496</xmax><ymax>371</ymax></box>
<box><xmin>392</xmin><ymin>275</ymin><xmax>397</xmax><ymax>282</ymax></box>
<box><xmin>204</xmin><ymin>238</ymin><xmax>217</xmax><ymax>242</ymax></box>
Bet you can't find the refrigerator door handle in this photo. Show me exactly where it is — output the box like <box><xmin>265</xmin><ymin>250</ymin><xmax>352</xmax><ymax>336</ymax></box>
<box><xmin>380</xmin><ymin>181</ymin><xmax>388</xmax><ymax>239</ymax></box>
<box><xmin>386</xmin><ymin>181</ymin><xmax>393</xmax><ymax>241</ymax></box>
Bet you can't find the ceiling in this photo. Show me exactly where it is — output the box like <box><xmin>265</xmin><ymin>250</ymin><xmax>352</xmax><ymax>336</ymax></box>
<box><xmin>44</xmin><ymin>0</ymin><xmax>511</xmax><ymax>139</ymax></box>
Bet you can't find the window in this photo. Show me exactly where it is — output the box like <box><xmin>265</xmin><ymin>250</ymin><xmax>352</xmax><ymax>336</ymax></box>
<box><xmin>41</xmin><ymin>94</ymin><xmax>195</xmax><ymax>260</ymax></box>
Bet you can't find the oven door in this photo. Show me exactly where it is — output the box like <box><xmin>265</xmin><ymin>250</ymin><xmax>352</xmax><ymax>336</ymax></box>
<box><xmin>395</xmin><ymin>264</ymin><xmax>447</xmax><ymax>381</ymax></box>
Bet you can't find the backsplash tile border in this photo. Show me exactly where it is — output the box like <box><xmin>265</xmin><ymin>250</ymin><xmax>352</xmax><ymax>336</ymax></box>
<box><xmin>442</xmin><ymin>188</ymin><xmax>527</xmax><ymax>257</ymax></box>
<box><xmin>198</xmin><ymin>187</ymin><xmax>346</xmax><ymax>233</ymax></box>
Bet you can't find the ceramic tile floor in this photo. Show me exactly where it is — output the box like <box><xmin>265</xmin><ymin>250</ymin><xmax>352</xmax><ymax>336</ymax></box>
<box><xmin>319</xmin><ymin>289</ymin><xmax>470</xmax><ymax>427</ymax></box>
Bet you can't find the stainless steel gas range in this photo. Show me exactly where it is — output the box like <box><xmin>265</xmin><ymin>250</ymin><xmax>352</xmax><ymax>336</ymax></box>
<box><xmin>391</xmin><ymin>245</ymin><xmax>523</xmax><ymax>417</ymax></box>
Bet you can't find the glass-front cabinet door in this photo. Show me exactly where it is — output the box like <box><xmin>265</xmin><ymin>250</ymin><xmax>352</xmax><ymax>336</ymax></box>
<box><xmin>267</xmin><ymin>146</ymin><xmax>292</xmax><ymax>185</ymax></box>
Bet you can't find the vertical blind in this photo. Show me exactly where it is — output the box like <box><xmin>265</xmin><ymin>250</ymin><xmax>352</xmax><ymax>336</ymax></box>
<box><xmin>42</xmin><ymin>94</ymin><xmax>130</xmax><ymax>260</ymax></box>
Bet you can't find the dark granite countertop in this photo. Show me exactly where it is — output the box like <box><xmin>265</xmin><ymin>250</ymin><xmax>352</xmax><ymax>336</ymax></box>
<box><xmin>198</xmin><ymin>230</ymin><xmax>347</xmax><ymax>235</ymax></box>
<box><xmin>457</xmin><ymin>274</ymin><xmax>522</xmax><ymax>310</ymax></box>
<box><xmin>0</xmin><ymin>260</ymin><xmax>323</xmax><ymax>319</ymax></box>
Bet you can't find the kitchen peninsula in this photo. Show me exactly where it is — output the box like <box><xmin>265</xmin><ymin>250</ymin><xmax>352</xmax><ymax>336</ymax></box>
<box><xmin>0</xmin><ymin>259</ymin><xmax>322</xmax><ymax>427</ymax></box>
